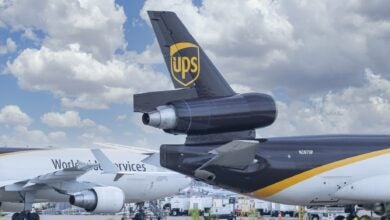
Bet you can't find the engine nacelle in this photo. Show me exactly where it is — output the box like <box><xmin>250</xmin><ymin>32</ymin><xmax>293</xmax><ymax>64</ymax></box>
<box><xmin>142</xmin><ymin>93</ymin><xmax>277</xmax><ymax>135</ymax></box>
<box><xmin>69</xmin><ymin>186</ymin><xmax>125</xmax><ymax>213</ymax></box>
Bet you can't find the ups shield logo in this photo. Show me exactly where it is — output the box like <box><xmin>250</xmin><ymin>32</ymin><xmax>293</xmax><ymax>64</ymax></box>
<box><xmin>170</xmin><ymin>42</ymin><xmax>200</xmax><ymax>87</ymax></box>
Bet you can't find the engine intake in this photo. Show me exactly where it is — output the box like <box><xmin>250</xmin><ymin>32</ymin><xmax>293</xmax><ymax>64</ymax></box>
<box><xmin>142</xmin><ymin>93</ymin><xmax>277</xmax><ymax>135</ymax></box>
<box><xmin>69</xmin><ymin>186</ymin><xmax>125</xmax><ymax>213</ymax></box>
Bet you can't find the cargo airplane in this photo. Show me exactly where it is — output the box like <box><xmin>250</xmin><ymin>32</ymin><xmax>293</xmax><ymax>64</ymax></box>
<box><xmin>0</xmin><ymin>146</ymin><xmax>190</xmax><ymax>220</ymax></box>
<box><xmin>134</xmin><ymin>11</ymin><xmax>390</xmax><ymax>220</ymax></box>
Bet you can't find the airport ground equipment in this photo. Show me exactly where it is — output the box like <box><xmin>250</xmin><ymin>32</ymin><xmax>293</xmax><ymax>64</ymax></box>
<box><xmin>306</xmin><ymin>207</ymin><xmax>349</xmax><ymax>220</ymax></box>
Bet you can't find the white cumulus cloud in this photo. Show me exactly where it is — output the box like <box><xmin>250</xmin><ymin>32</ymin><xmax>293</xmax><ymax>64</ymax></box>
<box><xmin>41</xmin><ymin>110</ymin><xmax>110</xmax><ymax>134</ymax></box>
<box><xmin>262</xmin><ymin>69</ymin><xmax>390</xmax><ymax>136</ymax></box>
<box><xmin>141</xmin><ymin>0</ymin><xmax>390</xmax><ymax>97</ymax></box>
<box><xmin>0</xmin><ymin>0</ymin><xmax>126</xmax><ymax>60</ymax></box>
<box><xmin>48</xmin><ymin>131</ymin><xmax>67</xmax><ymax>140</ymax></box>
<box><xmin>41</xmin><ymin>111</ymin><xmax>82</xmax><ymax>128</ymax></box>
<box><xmin>0</xmin><ymin>38</ymin><xmax>17</xmax><ymax>54</ymax></box>
<box><xmin>8</xmin><ymin>46</ymin><xmax>170</xmax><ymax>109</ymax></box>
<box><xmin>0</xmin><ymin>105</ymin><xmax>32</xmax><ymax>126</ymax></box>
<box><xmin>3</xmin><ymin>0</ymin><xmax>172</xmax><ymax>110</ymax></box>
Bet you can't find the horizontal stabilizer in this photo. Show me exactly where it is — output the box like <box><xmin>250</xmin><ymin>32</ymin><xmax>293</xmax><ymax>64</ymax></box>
<box><xmin>134</xmin><ymin>88</ymin><xmax>197</xmax><ymax>112</ymax></box>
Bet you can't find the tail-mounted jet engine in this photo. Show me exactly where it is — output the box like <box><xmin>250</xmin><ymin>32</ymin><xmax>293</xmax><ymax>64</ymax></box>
<box><xmin>142</xmin><ymin>93</ymin><xmax>277</xmax><ymax>135</ymax></box>
<box><xmin>135</xmin><ymin>11</ymin><xmax>278</xmax><ymax>193</ymax></box>
<box><xmin>69</xmin><ymin>186</ymin><xmax>125</xmax><ymax>213</ymax></box>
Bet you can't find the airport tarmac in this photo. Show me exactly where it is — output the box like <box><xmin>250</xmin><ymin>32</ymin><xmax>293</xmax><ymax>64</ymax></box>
<box><xmin>1</xmin><ymin>216</ymin><xmax>299</xmax><ymax>220</ymax></box>
<box><xmin>2</xmin><ymin>215</ymin><xmax>123</xmax><ymax>220</ymax></box>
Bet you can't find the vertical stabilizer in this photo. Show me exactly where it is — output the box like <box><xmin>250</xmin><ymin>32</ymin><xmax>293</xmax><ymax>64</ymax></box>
<box><xmin>148</xmin><ymin>11</ymin><xmax>235</xmax><ymax>97</ymax></box>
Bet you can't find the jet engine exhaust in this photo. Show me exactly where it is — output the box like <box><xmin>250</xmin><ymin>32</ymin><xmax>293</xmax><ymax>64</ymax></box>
<box><xmin>142</xmin><ymin>105</ymin><xmax>177</xmax><ymax>129</ymax></box>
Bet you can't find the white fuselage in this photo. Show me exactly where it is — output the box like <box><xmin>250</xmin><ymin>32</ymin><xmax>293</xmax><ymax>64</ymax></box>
<box><xmin>251</xmin><ymin>150</ymin><xmax>390</xmax><ymax>206</ymax></box>
<box><xmin>0</xmin><ymin>148</ymin><xmax>191</xmax><ymax>203</ymax></box>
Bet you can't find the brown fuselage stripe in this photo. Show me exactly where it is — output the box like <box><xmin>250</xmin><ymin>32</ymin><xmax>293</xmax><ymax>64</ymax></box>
<box><xmin>251</xmin><ymin>148</ymin><xmax>390</xmax><ymax>198</ymax></box>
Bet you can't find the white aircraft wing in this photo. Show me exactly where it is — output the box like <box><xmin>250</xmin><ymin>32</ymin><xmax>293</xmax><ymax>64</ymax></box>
<box><xmin>94</xmin><ymin>142</ymin><xmax>158</xmax><ymax>155</ymax></box>
<box><xmin>2</xmin><ymin>162</ymin><xmax>100</xmax><ymax>194</ymax></box>
<box><xmin>0</xmin><ymin>180</ymin><xmax>20</xmax><ymax>188</ymax></box>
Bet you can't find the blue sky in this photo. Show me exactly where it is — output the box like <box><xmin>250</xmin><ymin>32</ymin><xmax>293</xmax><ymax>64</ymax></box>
<box><xmin>1</xmin><ymin>0</ymin><xmax>390</xmax><ymax>148</ymax></box>
<box><xmin>0</xmin><ymin>0</ymin><xmax>177</xmax><ymax>147</ymax></box>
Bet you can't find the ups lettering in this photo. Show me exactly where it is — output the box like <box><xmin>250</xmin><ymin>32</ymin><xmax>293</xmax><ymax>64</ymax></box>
<box><xmin>172</xmin><ymin>56</ymin><xmax>198</xmax><ymax>80</ymax></box>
